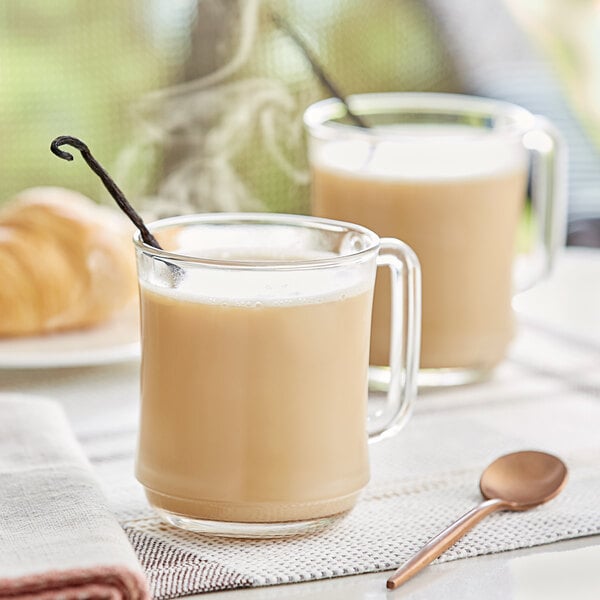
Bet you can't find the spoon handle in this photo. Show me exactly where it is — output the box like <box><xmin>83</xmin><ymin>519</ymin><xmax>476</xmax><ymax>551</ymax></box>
<box><xmin>386</xmin><ymin>497</ymin><xmax>507</xmax><ymax>590</ymax></box>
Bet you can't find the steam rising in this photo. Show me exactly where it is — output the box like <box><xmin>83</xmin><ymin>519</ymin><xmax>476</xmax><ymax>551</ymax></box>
<box><xmin>116</xmin><ymin>0</ymin><xmax>310</xmax><ymax>219</ymax></box>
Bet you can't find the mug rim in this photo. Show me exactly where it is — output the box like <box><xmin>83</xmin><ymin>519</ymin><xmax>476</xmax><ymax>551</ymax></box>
<box><xmin>303</xmin><ymin>92</ymin><xmax>537</xmax><ymax>140</ymax></box>
<box><xmin>133</xmin><ymin>212</ymin><xmax>381</xmax><ymax>270</ymax></box>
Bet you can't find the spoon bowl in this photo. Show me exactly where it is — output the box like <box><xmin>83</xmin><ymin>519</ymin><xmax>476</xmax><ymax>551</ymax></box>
<box><xmin>480</xmin><ymin>450</ymin><xmax>568</xmax><ymax>509</ymax></box>
<box><xmin>387</xmin><ymin>450</ymin><xmax>568</xmax><ymax>590</ymax></box>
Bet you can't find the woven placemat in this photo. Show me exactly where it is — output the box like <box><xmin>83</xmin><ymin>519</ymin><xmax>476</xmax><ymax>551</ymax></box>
<box><xmin>79</xmin><ymin>320</ymin><xmax>600</xmax><ymax>598</ymax></box>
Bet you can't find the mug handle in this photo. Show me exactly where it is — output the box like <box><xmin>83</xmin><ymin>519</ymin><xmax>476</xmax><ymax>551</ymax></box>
<box><xmin>515</xmin><ymin>117</ymin><xmax>567</xmax><ymax>292</ymax></box>
<box><xmin>368</xmin><ymin>238</ymin><xmax>421</xmax><ymax>442</ymax></box>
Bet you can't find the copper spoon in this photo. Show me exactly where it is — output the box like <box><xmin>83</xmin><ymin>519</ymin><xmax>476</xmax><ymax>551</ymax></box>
<box><xmin>386</xmin><ymin>450</ymin><xmax>568</xmax><ymax>590</ymax></box>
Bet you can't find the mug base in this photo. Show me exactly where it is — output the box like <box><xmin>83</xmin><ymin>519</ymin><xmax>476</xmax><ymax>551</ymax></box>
<box><xmin>142</xmin><ymin>486</ymin><xmax>361</xmax><ymax>538</ymax></box>
<box><xmin>154</xmin><ymin>507</ymin><xmax>344</xmax><ymax>538</ymax></box>
<box><xmin>369</xmin><ymin>365</ymin><xmax>492</xmax><ymax>391</ymax></box>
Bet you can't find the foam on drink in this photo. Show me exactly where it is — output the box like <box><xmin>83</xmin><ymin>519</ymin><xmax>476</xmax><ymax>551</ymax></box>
<box><xmin>314</xmin><ymin>125</ymin><xmax>527</xmax><ymax>180</ymax></box>
<box><xmin>141</xmin><ymin>249</ymin><xmax>371</xmax><ymax>307</ymax></box>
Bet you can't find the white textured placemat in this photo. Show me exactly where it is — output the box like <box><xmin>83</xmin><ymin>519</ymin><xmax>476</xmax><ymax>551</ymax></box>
<box><xmin>74</xmin><ymin>318</ymin><xmax>600</xmax><ymax>599</ymax></box>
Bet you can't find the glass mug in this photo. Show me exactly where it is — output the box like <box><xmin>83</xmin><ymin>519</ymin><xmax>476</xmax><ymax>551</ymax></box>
<box><xmin>134</xmin><ymin>213</ymin><xmax>420</xmax><ymax>537</ymax></box>
<box><xmin>305</xmin><ymin>93</ymin><xmax>566</xmax><ymax>388</ymax></box>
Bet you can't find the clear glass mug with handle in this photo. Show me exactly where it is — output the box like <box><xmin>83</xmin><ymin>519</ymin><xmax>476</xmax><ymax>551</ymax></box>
<box><xmin>134</xmin><ymin>213</ymin><xmax>420</xmax><ymax>537</ymax></box>
<box><xmin>305</xmin><ymin>93</ymin><xmax>566</xmax><ymax>388</ymax></box>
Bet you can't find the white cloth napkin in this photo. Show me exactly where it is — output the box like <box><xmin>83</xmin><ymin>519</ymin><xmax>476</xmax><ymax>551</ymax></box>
<box><xmin>0</xmin><ymin>394</ymin><xmax>148</xmax><ymax>600</ymax></box>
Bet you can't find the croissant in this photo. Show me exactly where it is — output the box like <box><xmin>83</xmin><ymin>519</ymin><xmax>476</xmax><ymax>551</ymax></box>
<box><xmin>0</xmin><ymin>187</ymin><xmax>137</xmax><ymax>337</ymax></box>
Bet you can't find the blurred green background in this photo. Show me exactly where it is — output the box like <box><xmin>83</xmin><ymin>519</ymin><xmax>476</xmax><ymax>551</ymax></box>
<box><xmin>0</xmin><ymin>1</ymin><xmax>182</xmax><ymax>204</ymax></box>
<box><xmin>1</xmin><ymin>0</ymin><xmax>598</xmax><ymax>226</ymax></box>
<box><xmin>0</xmin><ymin>0</ymin><xmax>459</xmax><ymax>213</ymax></box>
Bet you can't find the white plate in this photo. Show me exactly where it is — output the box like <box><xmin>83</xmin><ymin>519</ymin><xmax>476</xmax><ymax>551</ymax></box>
<box><xmin>0</xmin><ymin>303</ymin><xmax>140</xmax><ymax>369</ymax></box>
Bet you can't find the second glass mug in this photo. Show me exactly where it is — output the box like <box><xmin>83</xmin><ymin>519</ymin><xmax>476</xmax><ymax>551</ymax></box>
<box><xmin>305</xmin><ymin>93</ymin><xmax>566</xmax><ymax>387</ymax></box>
<box><xmin>134</xmin><ymin>213</ymin><xmax>420</xmax><ymax>537</ymax></box>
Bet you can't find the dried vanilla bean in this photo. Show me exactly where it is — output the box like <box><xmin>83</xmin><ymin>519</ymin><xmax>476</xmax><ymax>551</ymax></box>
<box><xmin>50</xmin><ymin>135</ymin><xmax>161</xmax><ymax>249</ymax></box>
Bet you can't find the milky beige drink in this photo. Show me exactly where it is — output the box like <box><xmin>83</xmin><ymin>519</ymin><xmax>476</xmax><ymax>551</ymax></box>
<box><xmin>311</xmin><ymin>128</ymin><xmax>528</xmax><ymax>371</ymax></box>
<box><xmin>136</xmin><ymin>255</ymin><xmax>373</xmax><ymax>523</ymax></box>
<box><xmin>134</xmin><ymin>214</ymin><xmax>421</xmax><ymax>535</ymax></box>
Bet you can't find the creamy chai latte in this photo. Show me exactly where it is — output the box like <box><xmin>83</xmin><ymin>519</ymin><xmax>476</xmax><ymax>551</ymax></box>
<box><xmin>136</xmin><ymin>256</ymin><xmax>374</xmax><ymax>522</ymax></box>
<box><xmin>311</xmin><ymin>126</ymin><xmax>528</xmax><ymax>370</ymax></box>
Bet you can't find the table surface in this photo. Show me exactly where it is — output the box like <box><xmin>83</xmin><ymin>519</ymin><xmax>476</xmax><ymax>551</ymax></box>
<box><xmin>3</xmin><ymin>246</ymin><xmax>600</xmax><ymax>600</ymax></box>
